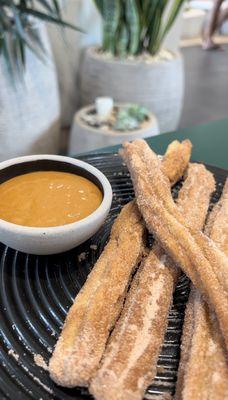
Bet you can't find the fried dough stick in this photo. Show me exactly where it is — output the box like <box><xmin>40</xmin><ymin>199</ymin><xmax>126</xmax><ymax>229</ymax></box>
<box><xmin>176</xmin><ymin>180</ymin><xmax>228</xmax><ymax>400</ymax></box>
<box><xmin>90</xmin><ymin>163</ymin><xmax>214</xmax><ymax>400</ymax></box>
<box><xmin>49</xmin><ymin>140</ymin><xmax>192</xmax><ymax>387</ymax></box>
<box><xmin>121</xmin><ymin>139</ymin><xmax>228</xmax><ymax>348</ymax></box>
<box><xmin>161</xmin><ymin>139</ymin><xmax>192</xmax><ymax>186</ymax></box>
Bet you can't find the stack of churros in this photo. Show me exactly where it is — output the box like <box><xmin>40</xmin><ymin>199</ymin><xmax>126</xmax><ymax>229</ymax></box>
<box><xmin>175</xmin><ymin>181</ymin><xmax>228</xmax><ymax>400</ymax></box>
<box><xmin>49</xmin><ymin>138</ymin><xmax>228</xmax><ymax>400</ymax></box>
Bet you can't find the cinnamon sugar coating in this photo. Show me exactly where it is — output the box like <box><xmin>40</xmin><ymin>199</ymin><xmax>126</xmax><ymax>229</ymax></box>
<box><xmin>121</xmin><ymin>139</ymin><xmax>228</xmax><ymax>348</ymax></box>
<box><xmin>49</xmin><ymin>201</ymin><xmax>145</xmax><ymax>387</ymax></box>
<box><xmin>90</xmin><ymin>162</ymin><xmax>214</xmax><ymax>400</ymax></box>
<box><xmin>176</xmin><ymin>180</ymin><xmax>228</xmax><ymax>400</ymax></box>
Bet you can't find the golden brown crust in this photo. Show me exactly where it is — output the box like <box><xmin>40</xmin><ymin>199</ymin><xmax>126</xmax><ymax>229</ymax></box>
<box><xmin>49</xmin><ymin>201</ymin><xmax>146</xmax><ymax>387</ymax></box>
<box><xmin>174</xmin><ymin>287</ymin><xmax>195</xmax><ymax>400</ymax></box>
<box><xmin>121</xmin><ymin>139</ymin><xmax>228</xmax><ymax>348</ymax></box>
<box><xmin>180</xmin><ymin>297</ymin><xmax>228</xmax><ymax>400</ymax></box>
<box><xmin>49</xmin><ymin>139</ymin><xmax>192</xmax><ymax>388</ymax></box>
<box><xmin>205</xmin><ymin>179</ymin><xmax>228</xmax><ymax>253</ymax></box>
<box><xmin>161</xmin><ymin>139</ymin><xmax>192</xmax><ymax>186</ymax></box>
<box><xmin>90</xmin><ymin>249</ymin><xmax>176</xmax><ymax>400</ymax></box>
<box><xmin>176</xmin><ymin>181</ymin><xmax>228</xmax><ymax>400</ymax></box>
<box><xmin>90</xmin><ymin>162</ymin><xmax>214</xmax><ymax>400</ymax></box>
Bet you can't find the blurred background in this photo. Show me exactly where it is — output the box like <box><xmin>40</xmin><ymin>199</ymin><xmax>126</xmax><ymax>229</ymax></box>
<box><xmin>0</xmin><ymin>0</ymin><xmax>227</xmax><ymax>160</ymax></box>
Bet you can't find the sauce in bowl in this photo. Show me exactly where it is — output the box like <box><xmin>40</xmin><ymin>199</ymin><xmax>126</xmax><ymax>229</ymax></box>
<box><xmin>0</xmin><ymin>171</ymin><xmax>103</xmax><ymax>227</ymax></box>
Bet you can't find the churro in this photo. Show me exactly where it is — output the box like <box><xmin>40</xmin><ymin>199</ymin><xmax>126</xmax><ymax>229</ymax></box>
<box><xmin>121</xmin><ymin>139</ymin><xmax>228</xmax><ymax>348</ymax></box>
<box><xmin>49</xmin><ymin>201</ymin><xmax>145</xmax><ymax>387</ymax></box>
<box><xmin>49</xmin><ymin>140</ymin><xmax>191</xmax><ymax>387</ymax></box>
<box><xmin>161</xmin><ymin>139</ymin><xmax>192</xmax><ymax>186</ymax></box>
<box><xmin>90</xmin><ymin>163</ymin><xmax>215</xmax><ymax>400</ymax></box>
<box><xmin>176</xmin><ymin>180</ymin><xmax>228</xmax><ymax>400</ymax></box>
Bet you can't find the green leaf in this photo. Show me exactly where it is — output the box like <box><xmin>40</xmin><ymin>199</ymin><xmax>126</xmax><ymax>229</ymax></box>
<box><xmin>151</xmin><ymin>0</ymin><xmax>185</xmax><ymax>54</ymax></box>
<box><xmin>11</xmin><ymin>34</ymin><xmax>24</xmax><ymax>76</ymax></box>
<box><xmin>125</xmin><ymin>0</ymin><xmax>140</xmax><ymax>55</ymax></box>
<box><xmin>1</xmin><ymin>36</ymin><xmax>15</xmax><ymax>81</ymax></box>
<box><xmin>18</xmin><ymin>36</ymin><xmax>26</xmax><ymax>67</ymax></box>
<box><xmin>52</xmin><ymin>0</ymin><xmax>61</xmax><ymax>17</ymax></box>
<box><xmin>116</xmin><ymin>22</ymin><xmax>129</xmax><ymax>57</ymax></box>
<box><xmin>0</xmin><ymin>7</ymin><xmax>13</xmax><ymax>31</ymax></box>
<box><xmin>16</xmin><ymin>5</ymin><xmax>85</xmax><ymax>32</ymax></box>
<box><xmin>0</xmin><ymin>32</ymin><xmax>4</xmax><ymax>56</ymax></box>
<box><xmin>102</xmin><ymin>0</ymin><xmax>120</xmax><ymax>53</ymax></box>
<box><xmin>8</xmin><ymin>0</ymin><xmax>45</xmax><ymax>60</ymax></box>
<box><xmin>160</xmin><ymin>0</ymin><xmax>185</xmax><ymax>43</ymax></box>
<box><xmin>95</xmin><ymin>0</ymin><xmax>183</xmax><ymax>56</ymax></box>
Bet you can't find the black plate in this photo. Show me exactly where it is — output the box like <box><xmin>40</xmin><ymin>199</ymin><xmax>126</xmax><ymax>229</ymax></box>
<box><xmin>0</xmin><ymin>152</ymin><xmax>226</xmax><ymax>400</ymax></box>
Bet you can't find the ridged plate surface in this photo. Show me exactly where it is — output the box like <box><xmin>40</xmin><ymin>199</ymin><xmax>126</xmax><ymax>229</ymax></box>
<box><xmin>0</xmin><ymin>152</ymin><xmax>226</xmax><ymax>400</ymax></box>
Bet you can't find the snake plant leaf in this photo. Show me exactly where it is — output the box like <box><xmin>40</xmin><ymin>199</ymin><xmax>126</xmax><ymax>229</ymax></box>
<box><xmin>94</xmin><ymin>0</ymin><xmax>184</xmax><ymax>56</ymax></box>
<box><xmin>102</xmin><ymin>0</ymin><xmax>120</xmax><ymax>53</ymax></box>
<box><xmin>159</xmin><ymin>0</ymin><xmax>185</xmax><ymax>45</ymax></box>
<box><xmin>116</xmin><ymin>22</ymin><xmax>129</xmax><ymax>57</ymax></box>
<box><xmin>147</xmin><ymin>0</ymin><xmax>169</xmax><ymax>54</ymax></box>
<box><xmin>125</xmin><ymin>0</ymin><xmax>140</xmax><ymax>55</ymax></box>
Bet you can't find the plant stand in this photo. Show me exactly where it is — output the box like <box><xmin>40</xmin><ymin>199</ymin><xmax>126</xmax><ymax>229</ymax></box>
<box><xmin>68</xmin><ymin>104</ymin><xmax>159</xmax><ymax>155</ymax></box>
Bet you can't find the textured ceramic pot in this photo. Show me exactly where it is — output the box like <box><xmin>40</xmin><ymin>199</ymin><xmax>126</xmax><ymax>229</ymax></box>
<box><xmin>0</xmin><ymin>155</ymin><xmax>112</xmax><ymax>255</ymax></box>
<box><xmin>69</xmin><ymin>103</ymin><xmax>159</xmax><ymax>155</ymax></box>
<box><xmin>79</xmin><ymin>46</ymin><xmax>184</xmax><ymax>133</ymax></box>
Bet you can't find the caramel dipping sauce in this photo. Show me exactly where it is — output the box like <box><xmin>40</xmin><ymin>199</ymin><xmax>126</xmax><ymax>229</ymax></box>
<box><xmin>0</xmin><ymin>171</ymin><xmax>103</xmax><ymax>227</ymax></box>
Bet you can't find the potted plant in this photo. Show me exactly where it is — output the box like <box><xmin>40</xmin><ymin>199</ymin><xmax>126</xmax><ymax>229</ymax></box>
<box><xmin>0</xmin><ymin>0</ymin><xmax>79</xmax><ymax>161</ymax></box>
<box><xmin>69</xmin><ymin>98</ymin><xmax>159</xmax><ymax>154</ymax></box>
<box><xmin>80</xmin><ymin>0</ymin><xmax>185</xmax><ymax>133</ymax></box>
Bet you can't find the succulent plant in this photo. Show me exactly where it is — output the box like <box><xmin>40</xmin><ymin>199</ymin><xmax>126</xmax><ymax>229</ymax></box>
<box><xmin>127</xmin><ymin>104</ymin><xmax>149</xmax><ymax>122</ymax></box>
<box><xmin>93</xmin><ymin>0</ymin><xmax>185</xmax><ymax>57</ymax></box>
<box><xmin>113</xmin><ymin>104</ymin><xmax>149</xmax><ymax>131</ymax></box>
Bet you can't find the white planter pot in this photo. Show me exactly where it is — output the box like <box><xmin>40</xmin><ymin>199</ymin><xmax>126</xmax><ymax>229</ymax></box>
<box><xmin>79</xmin><ymin>47</ymin><xmax>184</xmax><ymax>133</ymax></box>
<box><xmin>0</xmin><ymin>23</ymin><xmax>60</xmax><ymax>162</ymax></box>
<box><xmin>69</xmin><ymin>104</ymin><xmax>159</xmax><ymax>155</ymax></box>
<box><xmin>182</xmin><ymin>9</ymin><xmax>205</xmax><ymax>38</ymax></box>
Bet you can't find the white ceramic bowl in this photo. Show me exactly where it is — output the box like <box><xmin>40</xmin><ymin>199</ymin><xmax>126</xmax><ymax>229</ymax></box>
<box><xmin>0</xmin><ymin>155</ymin><xmax>112</xmax><ymax>255</ymax></box>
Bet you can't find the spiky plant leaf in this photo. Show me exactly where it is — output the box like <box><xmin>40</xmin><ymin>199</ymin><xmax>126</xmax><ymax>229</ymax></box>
<box><xmin>0</xmin><ymin>0</ymin><xmax>83</xmax><ymax>77</ymax></box>
<box><xmin>160</xmin><ymin>0</ymin><xmax>185</xmax><ymax>43</ymax></box>
<box><xmin>94</xmin><ymin>0</ymin><xmax>185</xmax><ymax>56</ymax></box>
<box><xmin>125</xmin><ymin>0</ymin><xmax>140</xmax><ymax>55</ymax></box>
<box><xmin>116</xmin><ymin>22</ymin><xmax>128</xmax><ymax>58</ymax></box>
<box><xmin>102</xmin><ymin>0</ymin><xmax>120</xmax><ymax>53</ymax></box>
<box><xmin>16</xmin><ymin>6</ymin><xmax>84</xmax><ymax>31</ymax></box>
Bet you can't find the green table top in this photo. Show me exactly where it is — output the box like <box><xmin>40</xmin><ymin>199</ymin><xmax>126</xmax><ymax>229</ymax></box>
<box><xmin>86</xmin><ymin>118</ymin><xmax>228</xmax><ymax>170</ymax></box>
